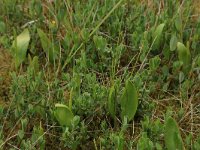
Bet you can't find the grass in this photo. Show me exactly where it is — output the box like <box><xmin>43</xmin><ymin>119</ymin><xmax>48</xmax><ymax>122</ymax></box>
<box><xmin>0</xmin><ymin>0</ymin><xmax>200</xmax><ymax>149</ymax></box>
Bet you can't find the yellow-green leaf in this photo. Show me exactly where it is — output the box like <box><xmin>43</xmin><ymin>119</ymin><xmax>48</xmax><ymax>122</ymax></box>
<box><xmin>12</xmin><ymin>29</ymin><xmax>30</xmax><ymax>68</ymax></box>
<box><xmin>54</xmin><ymin>103</ymin><xmax>74</xmax><ymax>127</ymax></box>
<box><xmin>177</xmin><ymin>42</ymin><xmax>191</xmax><ymax>71</ymax></box>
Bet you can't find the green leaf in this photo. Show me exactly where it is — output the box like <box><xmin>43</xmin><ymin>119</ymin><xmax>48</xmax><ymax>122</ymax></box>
<box><xmin>108</xmin><ymin>85</ymin><xmax>116</xmax><ymax>119</ymax></box>
<box><xmin>155</xmin><ymin>143</ymin><xmax>162</xmax><ymax>150</ymax></box>
<box><xmin>21</xmin><ymin>118</ymin><xmax>28</xmax><ymax>131</ymax></box>
<box><xmin>72</xmin><ymin>116</ymin><xmax>80</xmax><ymax>127</ymax></box>
<box><xmin>177</xmin><ymin>42</ymin><xmax>191</xmax><ymax>72</ymax></box>
<box><xmin>179</xmin><ymin>71</ymin><xmax>185</xmax><ymax>83</ymax></box>
<box><xmin>149</xmin><ymin>55</ymin><xmax>161</xmax><ymax>71</ymax></box>
<box><xmin>11</xmin><ymin>29</ymin><xmax>30</xmax><ymax>68</ymax></box>
<box><xmin>54</xmin><ymin>104</ymin><xmax>74</xmax><ymax>127</ymax></box>
<box><xmin>170</xmin><ymin>34</ymin><xmax>178</xmax><ymax>51</ymax></box>
<box><xmin>29</xmin><ymin>56</ymin><xmax>39</xmax><ymax>75</ymax></box>
<box><xmin>120</xmin><ymin>80</ymin><xmax>138</xmax><ymax>122</ymax></box>
<box><xmin>152</xmin><ymin>23</ymin><xmax>165</xmax><ymax>50</ymax></box>
<box><xmin>175</xmin><ymin>15</ymin><xmax>182</xmax><ymax>33</ymax></box>
<box><xmin>153</xmin><ymin>23</ymin><xmax>165</xmax><ymax>39</ymax></box>
<box><xmin>37</xmin><ymin>28</ymin><xmax>57</xmax><ymax>63</ymax></box>
<box><xmin>165</xmin><ymin>117</ymin><xmax>184</xmax><ymax>150</ymax></box>
<box><xmin>0</xmin><ymin>21</ymin><xmax>6</xmax><ymax>33</ymax></box>
<box><xmin>18</xmin><ymin>130</ymin><xmax>24</xmax><ymax>139</ymax></box>
<box><xmin>93</xmin><ymin>35</ymin><xmax>107</xmax><ymax>50</ymax></box>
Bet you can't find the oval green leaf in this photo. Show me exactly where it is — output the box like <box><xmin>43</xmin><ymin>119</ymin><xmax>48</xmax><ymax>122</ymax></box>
<box><xmin>177</xmin><ymin>42</ymin><xmax>191</xmax><ymax>71</ymax></box>
<box><xmin>12</xmin><ymin>29</ymin><xmax>30</xmax><ymax>68</ymax></box>
<box><xmin>165</xmin><ymin>117</ymin><xmax>184</xmax><ymax>150</ymax></box>
<box><xmin>120</xmin><ymin>80</ymin><xmax>138</xmax><ymax>122</ymax></box>
<box><xmin>54</xmin><ymin>103</ymin><xmax>74</xmax><ymax>127</ymax></box>
<box><xmin>152</xmin><ymin>23</ymin><xmax>165</xmax><ymax>50</ymax></box>
<box><xmin>170</xmin><ymin>34</ymin><xmax>178</xmax><ymax>51</ymax></box>
<box><xmin>175</xmin><ymin>15</ymin><xmax>182</xmax><ymax>33</ymax></box>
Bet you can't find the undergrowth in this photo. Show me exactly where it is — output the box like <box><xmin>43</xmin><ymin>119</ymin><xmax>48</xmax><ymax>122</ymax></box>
<box><xmin>0</xmin><ymin>0</ymin><xmax>200</xmax><ymax>149</ymax></box>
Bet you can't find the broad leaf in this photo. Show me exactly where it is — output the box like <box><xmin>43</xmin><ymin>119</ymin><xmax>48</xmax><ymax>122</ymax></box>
<box><xmin>37</xmin><ymin>28</ymin><xmax>57</xmax><ymax>62</ymax></box>
<box><xmin>175</xmin><ymin>15</ymin><xmax>182</xmax><ymax>33</ymax></box>
<box><xmin>170</xmin><ymin>34</ymin><xmax>178</xmax><ymax>51</ymax></box>
<box><xmin>165</xmin><ymin>117</ymin><xmax>184</xmax><ymax>150</ymax></box>
<box><xmin>18</xmin><ymin>130</ymin><xmax>24</xmax><ymax>139</ymax></box>
<box><xmin>120</xmin><ymin>80</ymin><xmax>138</xmax><ymax>122</ymax></box>
<box><xmin>54</xmin><ymin>103</ymin><xmax>74</xmax><ymax>127</ymax></box>
<box><xmin>152</xmin><ymin>23</ymin><xmax>165</xmax><ymax>50</ymax></box>
<box><xmin>12</xmin><ymin>29</ymin><xmax>30</xmax><ymax>68</ymax></box>
<box><xmin>177</xmin><ymin>42</ymin><xmax>191</xmax><ymax>72</ymax></box>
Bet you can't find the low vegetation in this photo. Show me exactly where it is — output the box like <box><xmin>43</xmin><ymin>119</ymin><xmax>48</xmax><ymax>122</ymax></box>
<box><xmin>0</xmin><ymin>0</ymin><xmax>200</xmax><ymax>149</ymax></box>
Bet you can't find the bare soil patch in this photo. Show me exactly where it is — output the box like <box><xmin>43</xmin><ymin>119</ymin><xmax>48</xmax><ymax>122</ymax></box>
<box><xmin>0</xmin><ymin>49</ymin><xmax>12</xmax><ymax>106</ymax></box>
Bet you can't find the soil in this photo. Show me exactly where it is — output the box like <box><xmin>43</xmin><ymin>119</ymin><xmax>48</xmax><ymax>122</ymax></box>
<box><xmin>0</xmin><ymin>48</ymin><xmax>12</xmax><ymax>107</ymax></box>
<box><xmin>193</xmin><ymin>0</ymin><xmax>200</xmax><ymax>21</ymax></box>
